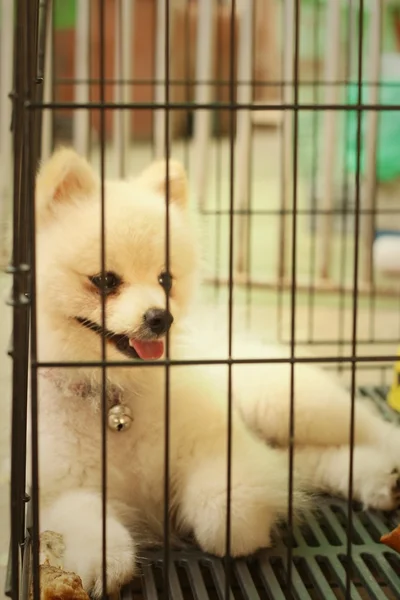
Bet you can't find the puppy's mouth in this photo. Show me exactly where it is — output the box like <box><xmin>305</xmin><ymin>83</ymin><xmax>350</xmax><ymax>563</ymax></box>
<box><xmin>75</xmin><ymin>317</ymin><xmax>165</xmax><ymax>360</ymax></box>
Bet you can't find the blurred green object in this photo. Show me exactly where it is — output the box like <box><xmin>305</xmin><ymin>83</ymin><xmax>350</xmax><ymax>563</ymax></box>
<box><xmin>54</xmin><ymin>0</ymin><xmax>76</xmax><ymax>30</ymax></box>
<box><xmin>299</xmin><ymin>0</ymin><xmax>399</xmax><ymax>59</ymax></box>
<box><xmin>345</xmin><ymin>80</ymin><xmax>400</xmax><ymax>183</ymax></box>
<box><xmin>298</xmin><ymin>1</ymin><xmax>400</xmax><ymax>183</ymax></box>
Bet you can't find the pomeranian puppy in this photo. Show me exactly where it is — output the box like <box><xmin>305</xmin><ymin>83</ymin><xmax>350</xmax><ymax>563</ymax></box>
<box><xmin>32</xmin><ymin>148</ymin><xmax>400</xmax><ymax>597</ymax></box>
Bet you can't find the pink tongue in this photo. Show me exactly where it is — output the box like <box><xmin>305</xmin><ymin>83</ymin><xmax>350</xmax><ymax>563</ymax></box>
<box><xmin>129</xmin><ymin>339</ymin><xmax>164</xmax><ymax>360</ymax></box>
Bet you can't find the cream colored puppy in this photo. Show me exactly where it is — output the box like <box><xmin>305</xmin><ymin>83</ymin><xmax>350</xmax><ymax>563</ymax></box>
<box><xmin>32</xmin><ymin>149</ymin><xmax>400</xmax><ymax>597</ymax></box>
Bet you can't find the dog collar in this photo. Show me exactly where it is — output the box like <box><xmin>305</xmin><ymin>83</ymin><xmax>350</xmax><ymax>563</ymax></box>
<box><xmin>40</xmin><ymin>369</ymin><xmax>133</xmax><ymax>432</ymax></box>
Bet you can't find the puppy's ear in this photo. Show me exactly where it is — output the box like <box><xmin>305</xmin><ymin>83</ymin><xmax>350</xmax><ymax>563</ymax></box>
<box><xmin>36</xmin><ymin>147</ymin><xmax>98</xmax><ymax>227</ymax></box>
<box><xmin>139</xmin><ymin>159</ymin><xmax>188</xmax><ymax>207</ymax></box>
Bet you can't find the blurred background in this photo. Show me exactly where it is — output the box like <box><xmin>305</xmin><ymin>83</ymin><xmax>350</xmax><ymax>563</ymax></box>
<box><xmin>3</xmin><ymin>1</ymin><xmax>400</xmax><ymax>593</ymax></box>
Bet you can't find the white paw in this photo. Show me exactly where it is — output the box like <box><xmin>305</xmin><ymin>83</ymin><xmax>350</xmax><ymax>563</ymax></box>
<box><xmin>63</xmin><ymin>518</ymin><xmax>136</xmax><ymax>598</ymax></box>
<box><xmin>191</xmin><ymin>494</ymin><xmax>275</xmax><ymax>557</ymax></box>
<box><xmin>358</xmin><ymin>467</ymin><xmax>400</xmax><ymax>511</ymax></box>
<box><xmin>41</xmin><ymin>491</ymin><xmax>136</xmax><ymax>596</ymax></box>
<box><xmin>179</xmin><ymin>454</ymin><xmax>288</xmax><ymax>557</ymax></box>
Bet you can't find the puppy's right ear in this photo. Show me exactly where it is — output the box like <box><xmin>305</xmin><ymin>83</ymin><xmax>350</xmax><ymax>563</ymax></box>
<box><xmin>138</xmin><ymin>159</ymin><xmax>188</xmax><ymax>208</ymax></box>
<box><xmin>36</xmin><ymin>147</ymin><xmax>98</xmax><ymax>227</ymax></box>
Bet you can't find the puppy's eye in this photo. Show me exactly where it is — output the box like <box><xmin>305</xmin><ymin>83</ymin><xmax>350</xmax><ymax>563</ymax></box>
<box><xmin>158</xmin><ymin>271</ymin><xmax>173</xmax><ymax>293</ymax></box>
<box><xmin>89</xmin><ymin>271</ymin><xmax>121</xmax><ymax>294</ymax></box>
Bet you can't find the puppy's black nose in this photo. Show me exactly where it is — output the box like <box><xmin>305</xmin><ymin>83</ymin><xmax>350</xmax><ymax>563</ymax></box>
<box><xmin>144</xmin><ymin>308</ymin><xmax>174</xmax><ymax>335</ymax></box>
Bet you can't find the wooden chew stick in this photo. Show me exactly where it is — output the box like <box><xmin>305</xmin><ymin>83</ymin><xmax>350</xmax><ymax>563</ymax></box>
<box><xmin>380</xmin><ymin>524</ymin><xmax>400</xmax><ymax>554</ymax></box>
<box><xmin>29</xmin><ymin>531</ymin><xmax>89</xmax><ymax>600</ymax></box>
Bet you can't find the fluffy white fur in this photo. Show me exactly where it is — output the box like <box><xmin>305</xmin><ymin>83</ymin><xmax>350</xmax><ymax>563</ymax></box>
<box><xmin>31</xmin><ymin>148</ymin><xmax>400</xmax><ymax>597</ymax></box>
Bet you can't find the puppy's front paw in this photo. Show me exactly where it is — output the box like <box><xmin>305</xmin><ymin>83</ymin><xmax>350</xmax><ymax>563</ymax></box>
<box><xmin>64</xmin><ymin>517</ymin><xmax>136</xmax><ymax>598</ymax></box>
<box><xmin>41</xmin><ymin>491</ymin><xmax>136</xmax><ymax>597</ymax></box>
<box><xmin>179</xmin><ymin>454</ymin><xmax>286</xmax><ymax>557</ymax></box>
<box><xmin>190</xmin><ymin>492</ymin><xmax>275</xmax><ymax>557</ymax></box>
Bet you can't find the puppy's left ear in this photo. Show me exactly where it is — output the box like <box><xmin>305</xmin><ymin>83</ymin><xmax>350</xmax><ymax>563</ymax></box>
<box><xmin>35</xmin><ymin>147</ymin><xmax>99</xmax><ymax>227</ymax></box>
<box><xmin>139</xmin><ymin>159</ymin><xmax>188</xmax><ymax>208</ymax></box>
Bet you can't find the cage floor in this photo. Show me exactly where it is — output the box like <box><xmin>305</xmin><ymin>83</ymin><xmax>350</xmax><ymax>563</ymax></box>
<box><xmin>127</xmin><ymin>500</ymin><xmax>400</xmax><ymax>600</ymax></box>
<box><xmin>122</xmin><ymin>387</ymin><xmax>400</xmax><ymax>600</ymax></box>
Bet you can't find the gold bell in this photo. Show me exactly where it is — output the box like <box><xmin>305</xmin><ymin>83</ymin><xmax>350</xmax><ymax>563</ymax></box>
<box><xmin>107</xmin><ymin>404</ymin><xmax>133</xmax><ymax>432</ymax></box>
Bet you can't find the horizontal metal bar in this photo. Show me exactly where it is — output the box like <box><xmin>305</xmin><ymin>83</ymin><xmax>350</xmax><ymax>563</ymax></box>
<box><xmin>282</xmin><ymin>337</ymin><xmax>400</xmax><ymax>346</ymax></box>
<box><xmin>204</xmin><ymin>275</ymin><xmax>400</xmax><ymax>298</ymax></box>
<box><xmin>33</xmin><ymin>355</ymin><xmax>400</xmax><ymax>368</ymax></box>
<box><xmin>199</xmin><ymin>208</ymin><xmax>400</xmax><ymax>216</ymax></box>
<box><xmin>52</xmin><ymin>78</ymin><xmax>400</xmax><ymax>88</ymax></box>
<box><xmin>25</xmin><ymin>101</ymin><xmax>400</xmax><ymax>111</ymax></box>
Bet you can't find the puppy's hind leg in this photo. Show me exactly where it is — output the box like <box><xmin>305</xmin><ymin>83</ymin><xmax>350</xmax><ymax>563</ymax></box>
<box><xmin>233</xmin><ymin>361</ymin><xmax>393</xmax><ymax>448</ymax></box>
<box><xmin>290</xmin><ymin>445</ymin><xmax>400</xmax><ymax>511</ymax></box>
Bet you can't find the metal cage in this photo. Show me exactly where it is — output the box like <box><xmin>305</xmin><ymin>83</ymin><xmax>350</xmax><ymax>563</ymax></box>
<box><xmin>3</xmin><ymin>1</ymin><xmax>400</xmax><ymax>599</ymax></box>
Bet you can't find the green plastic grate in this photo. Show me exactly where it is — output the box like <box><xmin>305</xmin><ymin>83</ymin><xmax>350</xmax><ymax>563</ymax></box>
<box><xmin>127</xmin><ymin>497</ymin><xmax>400</xmax><ymax>600</ymax></box>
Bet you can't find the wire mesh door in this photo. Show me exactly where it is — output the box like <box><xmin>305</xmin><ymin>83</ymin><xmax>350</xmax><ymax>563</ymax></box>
<box><xmin>4</xmin><ymin>1</ymin><xmax>400</xmax><ymax>600</ymax></box>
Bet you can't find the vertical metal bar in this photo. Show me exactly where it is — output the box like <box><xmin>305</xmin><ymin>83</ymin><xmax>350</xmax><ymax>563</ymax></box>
<box><xmin>0</xmin><ymin>0</ymin><xmax>14</xmax><ymax>266</ymax></box>
<box><xmin>193</xmin><ymin>0</ymin><xmax>215</xmax><ymax>211</ymax></box>
<box><xmin>153</xmin><ymin>0</ymin><xmax>166</xmax><ymax>158</ymax></box>
<box><xmin>163</xmin><ymin>1</ymin><xmax>171</xmax><ymax>598</ymax></box>
<box><xmin>365</xmin><ymin>0</ymin><xmax>382</xmax><ymax>344</ymax></box>
<box><xmin>122</xmin><ymin>0</ymin><xmax>133</xmax><ymax>172</ymax></box>
<box><xmin>307</xmin><ymin>0</ymin><xmax>321</xmax><ymax>343</ymax></box>
<box><xmin>319</xmin><ymin>0</ymin><xmax>341</xmax><ymax>280</ymax></box>
<box><xmin>98</xmin><ymin>0</ymin><xmax>107</xmax><ymax>597</ymax></box>
<box><xmin>214</xmin><ymin>1</ymin><xmax>224</xmax><ymax>303</ymax></box>
<box><xmin>41</xmin><ymin>1</ymin><xmax>53</xmax><ymax>161</ymax></box>
<box><xmin>362</xmin><ymin>0</ymin><xmax>382</xmax><ymax>286</ymax></box>
<box><xmin>9</xmin><ymin>1</ymin><xmax>29</xmax><ymax>594</ymax></box>
<box><xmin>234</xmin><ymin>0</ymin><xmax>254</xmax><ymax>275</ymax></box>
<box><xmin>113</xmin><ymin>0</ymin><xmax>133</xmax><ymax>178</ymax></box>
<box><xmin>277</xmin><ymin>0</ymin><xmax>287</xmax><ymax>343</ymax></box>
<box><xmin>287</xmin><ymin>0</ymin><xmax>301</xmax><ymax>594</ymax></box>
<box><xmin>279</xmin><ymin>0</ymin><xmax>295</xmax><ymax>284</ymax></box>
<box><xmin>245</xmin><ymin>3</ymin><xmax>256</xmax><ymax>326</ymax></box>
<box><xmin>346</xmin><ymin>0</ymin><xmax>364</xmax><ymax>597</ymax></box>
<box><xmin>35</xmin><ymin>0</ymin><xmax>49</xmax><ymax>160</ymax></box>
<box><xmin>154</xmin><ymin>0</ymin><xmax>165</xmax><ymax>158</ymax></box>
<box><xmin>73</xmin><ymin>0</ymin><xmax>90</xmax><ymax>156</ymax></box>
<box><xmin>154</xmin><ymin>0</ymin><xmax>175</xmax><ymax>159</ymax></box>
<box><xmin>121</xmin><ymin>0</ymin><xmax>133</xmax><ymax>158</ymax></box>
<box><xmin>338</xmin><ymin>0</ymin><xmax>355</xmax><ymax>365</ymax></box>
<box><xmin>28</xmin><ymin>2</ymin><xmax>46</xmax><ymax>599</ymax></box>
<box><xmin>183</xmin><ymin>0</ymin><xmax>192</xmax><ymax>173</ymax></box>
<box><xmin>113</xmin><ymin>0</ymin><xmax>122</xmax><ymax>174</ymax></box>
<box><xmin>225</xmin><ymin>1</ymin><xmax>236</xmax><ymax>598</ymax></box>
